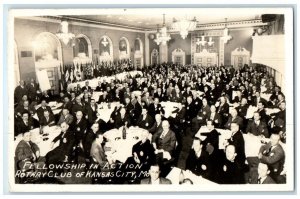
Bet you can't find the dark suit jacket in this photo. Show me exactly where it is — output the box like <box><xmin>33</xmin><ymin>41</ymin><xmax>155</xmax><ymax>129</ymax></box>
<box><xmin>36</xmin><ymin>106</ymin><xmax>54</xmax><ymax>120</ymax></box>
<box><xmin>148</xmin><ymin>121</ymin><xmax>163</xmax><ymax>135</ymax></box>
<box><xmin>152</xmin><ymin>130</ymin><xmax>177</xmax><ymax>155</ymax></box>
<box><xmin>185</xmin><ymin>149</ymin><xmax>212</xmax><ymax>179</ymax></box>
<box><xmin>39</xmin><ymin>115</ymin><xmax>56</xmax><ymax>126</ymax></box>
<box><xmin>246</xmin><ymin>120</ymin><xmax>269</xmax><ymax>137</ymax></box>
<box><xmin>140</xmin><ymin>177</ymin><xmax>172</xmax><ymax>184</ymax></box>
<box><xmin>237</xmin><ymin>104</ymin><xmax>249</xmax><ymax>118</ymax></box>
<box><xmin>82</xmin><ymin>130</ymin><xmax>98</xmax><ymax>158</ymax></box>
<box><xmin>113</xmin><ymin>113</ymin><xmax>132</xmax><ymax>129</ymax></box>
<box><xmin>148</xmin><ymin>103</ymin><xmax>164</xmax><ymax>119</ymax></box>
<box><xmin>262</xmin><ymin>176</ymin><xmax>276</xmax><ymax>184</ymax></box>
<box><xmin>259</xmin><ymin>143</ymin><xmax>285</xmax><ymax>177</ymax></box>
<box><xmin>57</xmin><ymin>113</ymin><xmax>74</xmax><ymax>125</ymax></box>
<box><xmin>208</xmin><ymin>112</ymin><xmax>222</xmax><ymax>128</ymax></box>
<box><xmin>221</xmin><ymin>158</ymin><xmax>242</xmax><ymax>184</ymax></box>
<box><xmin>48</xmin><ymin>130</ymin><xmax>76</xmax><ymax>162</ymax></box>
<box><xmin>84</xmin><ymin>104</ymin><xmax>98</xmax><ymax>124</ymax></box>
<box><xmin>71</xmin><ymin>102</ymin><xmax>85</xmax><ymax>116</ymax></box>
<box><xmin>61</xmin><ymin>101</ymin><xmax>73</xmax><ymax>112</ymax></box>
<box><xmin>132</xmin><ymin>139</ymin><xmax>155</xmax><ymax>167</ymax></box>
<box><xmin>98</xmin><ymin>95</ymin><xmax>110</xmax><ymax>104</ymax></box>
<box><xmin>90</xmin><ymin>140</ymin><xmax>107</xmax><ymax>167</ymax></box>
<box><xmin>14</xmin><ymin>85</ymin><xmax>28</xmax><ymax>104</ymax></box>
<box><xmin>71</xmin><ymin>118</ymin><xmax>88</xmax><ymax>142</ymax></box>
<box><xmin>15</xmin><ymin>140</ymin><xmax>39</xmax><ymax>166</ymax></box>
<box><xmin>228</xmin><ymin>130</ymin><xmax>246</xmax><ymax>170</ymax></box>
<box><xmin>185</xmin><ymin>103</ymin><xmax>198</xmax><ymax>124</ymax></box>
<box><xmin>15</xmin><ymin>119</ymin><xmax>35</xmax><ymax>136</ymax></box>
<box><xmin>217</xmin><ymin>102</ymin><xmax>230</xmax><ymax>120</ymax></box>
<box><xmin>81</xmin><ymin>86</ymin><xmax>92</xmax><ymax>92</ymax></box>
<box><xmin>137</xmin><ymin>114</ymin><xmax>154</xmax><ymax>129</ymax></box>
<box><xmin>224</xmin><ymin>116</ymin><xmax>244</xmax><ymax>130</ymax></box>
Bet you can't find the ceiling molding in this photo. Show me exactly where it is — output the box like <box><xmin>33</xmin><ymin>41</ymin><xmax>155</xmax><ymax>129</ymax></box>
<box><xmin>16</xmin><ymin>16</ymin><xmax>148</xmax><ymax>33</ymax></box>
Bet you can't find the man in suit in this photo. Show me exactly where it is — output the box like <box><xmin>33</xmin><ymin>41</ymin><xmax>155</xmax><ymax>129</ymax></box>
<box><xmin>26</xmin><ymin>78</ymin><xmax>38</xmax><ymax>102</ymax></box>
<box><xmin>14</xmin><ymin>80</ymin><xmax>28</xmax><ymax>105</ymax></box>
<box><xmin>46</xmin><ymin>122</ymin><xmax>76</xmax><ymax>164</ymax></box>
<box><xmin>123</xmin><ymin>130</ymin><xmax>156</xmax><ymax>182</ymax></box>
<box><xmin>112</xmin><ymin>107</ymin><xmax>131</xmax><ymax>129</ymax></box>
<box><xmin>224</xmin><ymin>122</ymin><xmax>246</xmax><ymax>183</ymax></box>
<box><xmin>140</xmin><ymin>164</ymin><xmax>172</xmax><ymax>184</ymax></box>
<box><xmin>124</xmin><ymin>97</ymin><xmax>134</xmax><ymax>115</ymax></box>
<box><xmin>15</xmin><ymin>131</ymin><xmax>41</xmax><ymax>172</ymax></box>
<box><xmin>258</xmin><ymin>133</ymin><xmax>285</xmax><ymax>183</ymax></box>
<box><xmin>36</xmin><ymin>99</ymin><xmax>54</xmax><ymax>120</ymax></box>
<box><xmin>61</xmin><ymin>95</ymin><xmax>73</xmax><ymax>112</ymax></box>
<box><xmin>220</xmin><ymin>145</ymin><xmax>243</xmax><ymax>184</ymax></box>
<box><xmin>82</xmin><ymin>123</ymin><xmax>100</xmax><ymax>159</ymax></box>
<box><xmin>98</xmin><ymin>91</ymin><xmax>110</xmax><ymax>104</ymax></box>
<box><xmin>15</xmin><ymin>112</ymin><xmax>35</xmax><ymax>137</ymax></box>
<box><xmin>141</xmin><ymin>92</ymin><xmax>153</xmax><ymax>109</ymax></box>
<box><xmin>81</xmin><ymin>81</ymin><xmax>92</xmax><ymax>92</ymax></box>
<box><xmin>15</xmin><ymin>100</ymin><xmax>36</xmax><ymax>118</ymax></box>
<box><xmin>246</xmin><ymin>112</ymin><xmax>269</xmax><ymax>138</ymax></box>
<box><xmin>72</xmin><ymin>96</ymin><xmax>85</xmax><ymax>116</ymax></box>
<box><xmin>224</xmin><ymin>108</ymin><xmax>244</xmax><ymax>130</ymax></box>
<box><xmin>39</xmin><ymin>110</ymin><xmax>56</xmax><ymax>127</ymax></box>
<box><xmin>217</xmin><ymin>96</ymin><xmax>229</xmax><ymax>124</ymax></box>
<box><xmin>148</xmin><ymin>98</ymin><xmax>164</xmax><ymax>119</ymax></box>
<box><xmin>152</xmin><ymin>120</ymin><xmax>177</xmax><ymax>157</ymax></box>
<box><xmin>149</xmin><ymin>114</ymin><xmax>163</xmax><ymax>135</ymax></box>
<box><xmin>84</xmin><ymin>99</ymin><xmax>98</xmax><ymax>125</ymax></box>
<box><xmin>208</xmin><ymin>105</ymin><xmax>222</xmax><ymax>128</ymax></box>
<box><xmin>251</xmin><ymin>91</ymin><xmax>267</xmax><ymax>107</ymax></box>
<box><xmin>236</xmin><ymin>98</ymin><xmax>249</xmax><ymax>119</ymax></box>
<box><xmin>185</xmin><ymin>138</ymin><xmax>212</xmax><ymax>179</ymax></box>
<box><xmin>57</xmin><ymin>108</ymin><xmax>74</xmax><ymax>126</ymax></box>
<box><xmin>252</xmin><ymin>163</ymin><xmax>276</xmax><ymax>184</ymax></box>
<box><xmin>170</xmin><ymin>87</ymin><xmax>183</xmax><ymax>103</ymax></box>
<box><xmin>137</xmin><ymin>108</ymin><xmax>154</xmax><ymax>130</ymax></box>
<box><xmin>185</xmin><ymin>96</ymin><xmax>197</xmax><ymax>126</ymax></box>
<box><xmin>71</xmin><ymin>111</ymin><xmax>88</xmax><ymax>145</ymax></box>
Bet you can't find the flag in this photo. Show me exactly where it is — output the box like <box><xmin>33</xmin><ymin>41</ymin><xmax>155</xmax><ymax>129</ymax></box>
<box><xmin>70</xmin><ymin>68</ymin><xmax>74</xmax><ymax>83</ymax></box>
<box><xmin>65</xmin><ymin>69</ymin><xmax>69</xmax><ymax>82</ymax></box>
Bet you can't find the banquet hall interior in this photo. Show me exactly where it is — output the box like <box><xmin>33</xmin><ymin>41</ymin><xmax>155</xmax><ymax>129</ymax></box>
<box><xmin>13</xmin><ymin>8</ymin><xmax>288</xmax><ymax>185</ymax></box>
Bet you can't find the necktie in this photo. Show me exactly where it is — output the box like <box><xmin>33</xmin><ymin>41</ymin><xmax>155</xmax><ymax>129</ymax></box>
<box><xmin>257</xmin><ymin>178</ymin><xmax>261</xmax><ymax>184</ymax></box>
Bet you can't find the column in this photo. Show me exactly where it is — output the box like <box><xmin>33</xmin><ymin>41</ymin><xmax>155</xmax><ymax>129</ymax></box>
<box><xmin>144</xmin><ymin>33</ymin><xmax>150</xmax><ymax>66</ymax></box>
<box><xmin>159</xmin><ymin>43</ymin><xmax>168</xmax><ymax>63</ymax></box>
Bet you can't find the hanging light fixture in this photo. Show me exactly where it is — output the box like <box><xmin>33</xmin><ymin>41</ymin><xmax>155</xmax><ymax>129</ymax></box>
<box><xmin>101</xmin><ymin>34</ymin><xmax>109</xmax><ymax>47</ymax></box>
<box><xmin>196</xmin><ymin>35</ymin><xmax>207</xmax><ymax>46</ymax></box>
<box><xmin>172</xmin><ymin>16</ymin><xmax>197</xmax><ymax>39</ymax></box>
<box><xmin>221</xmin><ymin>18</ymin><xmax>232</xmax><ymax>44</ymax></box>
<box><xmin>56</xmin><ymin>20</ymin><xmax>75</xmax><ymax>45</ymax></box>
<box><xmin>154</xmin><ymin>14</ymin><xmax>171</xmax><ymax>45</ymax></box>
<box><xmin>196</xmin><ymin>35</ymin><xmax>214</xmax><ymax>46</ymax></box>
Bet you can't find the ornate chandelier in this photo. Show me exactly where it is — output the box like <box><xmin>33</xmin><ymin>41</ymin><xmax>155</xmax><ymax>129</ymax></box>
<box><xmin>154</xmin><ymin>14</ymin><xmax>171</xmax><ymax>45</ymax></box>
<box><xmin>221</xmin><ymin>18</ymin><xmax>232</xmax><ymax>44</ymax></box>
<box><xmin>56</xmin><ymin>21</ymin><xmax>75</xmax><ymax>45</ymax></box>
<box><xmin>172</xmin><ymin>17</ymin><xmax>197</xmax><ymax>39</ymax></box>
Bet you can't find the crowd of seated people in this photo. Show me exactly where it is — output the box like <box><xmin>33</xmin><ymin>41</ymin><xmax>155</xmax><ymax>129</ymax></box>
<box><xmin>14</xmin><ymin>63</ymin><xmax>286</xmax><ymax>184</ymax></box>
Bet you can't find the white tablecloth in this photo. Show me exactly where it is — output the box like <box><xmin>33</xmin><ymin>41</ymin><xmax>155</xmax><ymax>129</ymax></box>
<box><xmin>196</xmin><ymin>126</ymin><xmax>286</xmax><ymax>158</ymax></box>
<box><xmin>166</xmin><ymin>167</ymin><xmax>217</xmax><ymax>185</ymax></box>
<box><xmin>161</xmin><ymin>101</ymin><xmax>181</xmax><ymax>118</ymax></box>
<box><xmin>103</xmin><ymin>127</ymin><xmax>151</xmax><ymax>163</ymax></box>
<box><xmin>96</xmin><ymin>102</ymin><xmax>122</xmax><ymax>123</ymax></box>
<box><xmin>67</xmin><ymin>71</ymin><xmax>143</xmax><ymax>90</ymax></box>
<box><xmin>29</xmin><ymin>126</ymin><xmax>62</xmax><ymax>156</ymax></box>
